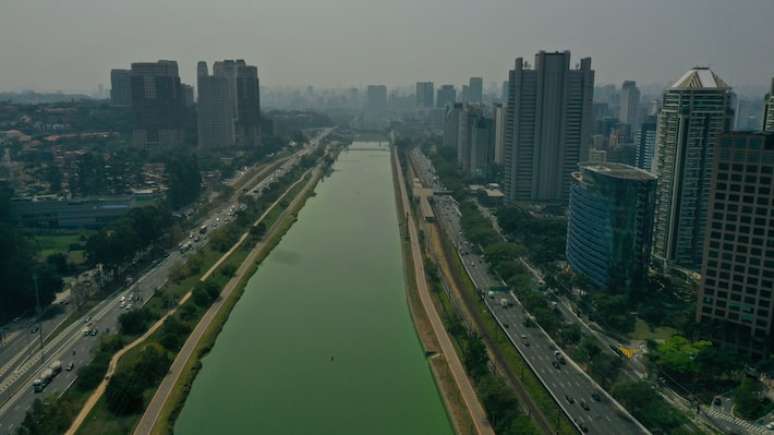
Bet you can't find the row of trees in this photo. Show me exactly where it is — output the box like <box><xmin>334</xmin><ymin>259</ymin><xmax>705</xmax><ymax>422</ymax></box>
<box><xmin>84</xmin><ymin>205</ymin><xmax>174</xmax><ymax>270</ymax></box>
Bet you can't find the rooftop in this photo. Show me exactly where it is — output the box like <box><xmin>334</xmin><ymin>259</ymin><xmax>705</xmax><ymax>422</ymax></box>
<box><xmin>670</xmin><ymin>67</ymin><xmax>729</xmax><ymax>90</ymax></box>
<box><xmin>579</xmin><ymin>162</ymin><xmax>656</xmax><ymax>181</ymax></box>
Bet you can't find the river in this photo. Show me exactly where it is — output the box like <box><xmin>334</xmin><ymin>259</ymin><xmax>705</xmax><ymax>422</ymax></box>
<box><xmin>175</xmin><ymin>141</ymin><xmax>453</xmax><ymax>435</ymax></box>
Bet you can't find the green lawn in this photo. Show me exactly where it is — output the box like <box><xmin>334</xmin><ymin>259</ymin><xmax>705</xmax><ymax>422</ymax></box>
<box><xmin>628</xmin><ymin>318</ymin><xmax>677</xmax><ymax>342</ymax></box>
<box><xmin>33</xmin><ymin>231</ymin><xmax>94</xmax><ymax>259</ymax></box>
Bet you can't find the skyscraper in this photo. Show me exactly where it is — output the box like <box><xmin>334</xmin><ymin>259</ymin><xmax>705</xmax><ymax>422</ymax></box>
<box><xmin>468</xmin><ymin>77</ymin><xmax>483</xmax><ymax>104</ymax></box>
<box><xmin>696</xmin><ymin>131</ymin><xmax>774</xmax><ymax>358</ymax></box>
<box><xmin>494</xmin><ymin>103</ymin><xmax>506</xmax><ymax>165</ymax></box>
<box><xmin>197</xmin><ymin>61</ymin><xmax>235</xmax><ymax>148</ymax></box>
<box><xmin>197</xmin><ymin>59</ymin><xmax>261</xmax><ymax>148</ymax></box>
<box><xmin>366</xmin><ymin>85</ymin><xmax>387</xmax><ymax>113</ymax></box>
<box><xmin>470</xmin><ymin>115</ymin><xmax>495</xmax><ymax>179</ymax></box>
<box><xmin>566</xmin><ymin>162</ymin><xmax>656</xmax><ymax>291</ymax></box>
<box><xmin>764</xmin><ymin>78</ymin><xmax>774</xmax><ymax>133</ymax></box>
<box><xmin>619</xmin><ymin>80</ymin><xmax>641</xmax><ymax>133</ymax></box>
<box><xmin>212</xmin><ymin>59</ymin><xmax>261</xmax><ymax>147</ymax></box>
<box><xmin>416</xmin><ymin>82</ymin><xmax>434</xmax><ymax>108</ymax></box>
<box><xmin>436</xmin><ymin>85</ymin><xmax>456</xmax><ymax>109</ymax></box>
<box><xmin>652</xmin><ymin>67</ymin><xmax>734</xmax><ymax>271</ymax></box>
<box><xmin>503</xmin><ymin>51</ymin><xmax>595</xmax><ymax>203</ymax></box>
<box><xmin>110</xmin><ymin>69</ymin><xmax>131</xmax><ymax>107</ymax></box>
<box><xmin>442</xmin><ymin>103</ymin><xmax>464</xmax><ymax>152</ymax></box>
<box><xmin>634</xmin><ymin>116</ymin><xmax>657</xmax><ymax>172</ymax></box>
<box><xmin>129</xmin><ymin>60</ymin><xmax>186</xmax><ymax>148</ymax></box>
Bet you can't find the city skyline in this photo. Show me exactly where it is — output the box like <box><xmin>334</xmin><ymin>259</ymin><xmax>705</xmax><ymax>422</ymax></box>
<box><xmin>1</xmin><ymin>0</ymin><xmax>773</xmax><ymax>93</ymax></box>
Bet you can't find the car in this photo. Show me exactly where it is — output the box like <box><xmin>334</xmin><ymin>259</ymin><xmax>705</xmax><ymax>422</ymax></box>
<box><xmin>503</xmin><ymin>323</ymin><xmax>510</xmax><ymax>328</ymax></box>
<box><xmin>552</xmin><ymin>360</ymin><xmax>560</xmax><ymax>369</ymax></box>
<box><xmin>30</xmin><ymin>326</ymin><xmax>39</xmax><ymax>334</ymax></box>
<box><xmin>578</xmin><ymin>422</ymin><xmax>589</xmax><ymax>433</ymax></box>
<box><xmin>591</xmin><ymin>391</ymin><xmax>602</xmax><ymax>402</ymax></box>
<box><xmin>89</xmin><ymin>328</ymin><xmax>98</xmax><ymax>336</ymax></box>
<box><xmin>120</xmin><ymin>296</ymin><xmax>126</xmax><ymax>303</ymax></box>
<box><xmin>713</xmin><ymin>397</ymin><xmax>722</xmax><ymax>406</ymax></box>
<box><xmin>565</xmin><ymin>394</ymin><xmax>575</xmax><ymax>404</ymax></box>
<box><xmin>580</xmin><ymin>400</ymin><xmax>590</xmax><ymax>411</ymax></box>
<box><xmin>66</xmin><ymin>362</ymin><xmax>75</xmax><ymax>371</ymax></box>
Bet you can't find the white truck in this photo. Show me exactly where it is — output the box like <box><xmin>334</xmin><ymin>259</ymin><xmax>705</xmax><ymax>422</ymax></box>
<box><xmin>32</xmin><ymin>360</ymin><xmax>62</xmax><ymax>393</ymax></box>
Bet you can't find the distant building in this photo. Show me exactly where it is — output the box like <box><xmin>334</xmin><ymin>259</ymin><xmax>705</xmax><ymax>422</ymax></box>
<box><xmin>211</xmin><ymin>59</ymin><xmax>261</xmax><ymax>147</ymax></box>
<box><xmin>652</xmin><ymin>67</ymin><xmax>735</xmax><ymax>271</ymax></box>
<box><xmin>129</xmin><ymin>60</ymin><xmax>186</xmax><ymax>148</ymax></box>
<box><xmin>366</xmin><ymin>85</ymin><xmax>387</xmax><ymax>113</ymax></box>
<box><xmin>696</xmin><ymin>131</ymin><xmax>774</xmax><ymax>358</ymax></box>
<box><xmin>634</xmin><ymin>117</ymin><xmax>657</xmax><ymax>172</ymax></box>
<box><xmin>607</xmin><ymin>143</ymin><xmax>637</xmax><ymax>167</ymax></box>
<box><xmin>468</xmin><ymin>77</ymin><xmax>483</xmax><ymax>104</ymax></box>
<box><xmin>503</xmin><ymin>51</ymin><xmax>594</xmax><ymax>203</ymax></box>
<box><xmin>182</xmin><ymin>84</ymin><xmax>195</xmax><ymax>107</ymax></box>
<box><xmin>493</xmin><ymin>103</ymin><xmax>506</xmax><ymax>165</ymax></box>
<box><xmin>443</xmin><ymin>103</ymin><xmax>464</xmax><ymax>152</ymax></box>
<box><xmin>416</xmin><ymin>82</ymin><xmax>434</xmax><ymax>108</ymax></box>
<box><xmin>436</xmin><ymin>85</ymin><xmax>456</xmax><ymax>109</ymax></box>
<box><xmin>566</xmin><ymin>162</ymin><xmax>656</xmax><ymax>291</ymax></box>
<box><xmin>470</xmin><ymin>115</ymin><xmax>495</xmax><ymax>179</ymax></box>
<box><xmin>109</xmin><ymin>69</ymin><xmax>131</xmax><ymax>107</ymax></box>
<box><xmin>588</xmin><ymin>148</ymin><xmax>607</xmax><ymax>163</ymax></box>
<box><xmin>619</xmin><ymin>80</ymin><xmax>641</xmax><ymax>133</ymax></box>
<box><xmin>764</xmin><ymin>78</ymin><xmax>774</xmax><ymax>132</ymax></box>
<box><xmin>10</xmin><ymin>194</ymin><xmax>159</xmax><ymax>229</ymax></box>
<box><xmin>197</xmin><ymin>61</ymin><xmax>235</xmax><ymax>148</ymax></box>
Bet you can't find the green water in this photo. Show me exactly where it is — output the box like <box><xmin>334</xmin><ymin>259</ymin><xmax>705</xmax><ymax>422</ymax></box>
<box><xmin>175</xmin><ymin>142</ymin><xmax>453</xmax><ymax>435</ymax></box>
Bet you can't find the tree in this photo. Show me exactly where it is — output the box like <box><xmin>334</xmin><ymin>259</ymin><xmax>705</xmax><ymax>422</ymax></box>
<box><xmin>105</xmin><ymin>369</ymin><xmax>145</xmax><ymax>415</ymax></box>
<box><xmin>653</xmin><ymin>336</ymin><xmax>711</xmax><ymax>377</ymax></box>
<box><xmin>118</xmin><ymin>308</ymin><xmax>152</xmax><ymax>336</ymax></box>
<box><xmin>159</xmin><ymin>316</ymin><xmax>192</xmax><ymax>351</ymax></box>
<box><xmin>735</xmin><ymin>378</ymin><xmax>766</xmax><ymax>419</ymax></box>
<box><xmin>166</xmin><ymin>153</ymin><xmax>202</xmax><ymax>209</ymax></box>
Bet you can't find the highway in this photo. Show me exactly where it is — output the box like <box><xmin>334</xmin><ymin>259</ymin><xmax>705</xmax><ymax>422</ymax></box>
<box><xmin>409</xmin><ymin>148</ymin><xmax>649</xmax><ymax>435</ymax></box>
<box><xmin>0</xmin><ymin>128</ymin><xmax>332</xmax><ymax>435</ymax></box>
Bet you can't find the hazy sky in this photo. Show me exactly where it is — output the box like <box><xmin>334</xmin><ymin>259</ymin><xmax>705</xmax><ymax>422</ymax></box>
<box><xmin>1</xmin><ymin>0</ymin><xmax>773</xmax><ymax>93</ymax></box>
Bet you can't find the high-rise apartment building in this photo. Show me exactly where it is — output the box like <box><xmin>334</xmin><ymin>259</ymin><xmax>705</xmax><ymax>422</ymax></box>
<box><xmin>197</xmin><ymin>61</ymin><xmax>235</xmax><ymax>148</ymax></box>
<box><xmin>470</xmin><ymin>115</ymin><xmax>495</xmax><ymax>179</ymax></box>
<box><xmin>634</xmin><ymin>117</ymin><xmax>657</xmax><ymax>172</ymax></box>
<box><xmin>366</xmin><ymin>85</ymin><xmax>388</xmax><ymax>113</ymax></box>
<box><xmin>197</xmin><ymin>59</ymin><xmax>261</xmax><ymax>148</ymax></box>
<box><xmin>494</xmin><ymin>103</ymin><xmax>506</xmax><ymax>165</ymax></box>
<box><xmin>566</xmin><ymin>162</ymin><xmax>656</xmax><ymax>291</ymax></box>
<box><xmin>652</xmin><ymin>67</ymin><xmax>734</xmax><ymax>271</ymax></box>
<box><xmin>442</xmin><ymin>103</ymin><xmax>464</xmax><ymax>152</ymax></box>
<box><xmin>619</xmin><ymin>80</ymin><xmax>641</xmax><ymax>132</ymax></box>
<box><xmin>696</xmin><ymin>131</ymin><xmax>774</xmax><ymax>358</ymax></box>
<box><xmin>503</xmin><ymin>51</ymin><xmax>595</xmax><ymax>203</ymax></box>
<box><xmin>416</xmin><ymin>82</ymin><xmax>434</xmax><ymax>108</ymax></box>
<box><xmin>468</xmin><ymin>77</ymin><xmax>483</xmax><ymax>104</ymax></box>
<box><xmin>129</xmin><ymin>60</ymin><xmax>186</xmax><ymax>148</ymax></box>
<box><xmin>764</xmin><ymin>78</ymin><xmax>774</xmax><ymax>133</ymax></box>
<box><xmin>436</xmin><ymin>85</ymin><xmax>456</xmax><ymax>109</ymax></box>
<box><xmin>110</xmin><ymin>69</ymin><xmax>132</xmax><ymax>107</ymax></box>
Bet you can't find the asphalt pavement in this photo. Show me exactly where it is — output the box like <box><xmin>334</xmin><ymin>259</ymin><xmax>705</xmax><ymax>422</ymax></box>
<box><xmin>410</xmin><ymin>148</ymin><xmax>648</xmax><ymax>435</ymax></box>
<box><xmin>0</xmin><ymin>130</ymin><xmax>332</xmax><ymax>435</ymax></box>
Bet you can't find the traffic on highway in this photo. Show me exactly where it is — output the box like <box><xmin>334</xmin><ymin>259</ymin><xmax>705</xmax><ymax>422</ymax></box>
<box><xmin>410</xmin><ymin>148</ymin><xmax>649</xmax><ymax>435</ymax></box>
<box><xmin>0</xmin><ymin>129</ymin><xmax>332</xmax><ymax>435</ymax></box>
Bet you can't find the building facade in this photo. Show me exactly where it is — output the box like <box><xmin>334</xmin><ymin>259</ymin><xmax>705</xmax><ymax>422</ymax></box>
<box><xmin>129</xmin><ymin>60</ymin><xmax>186</xmax><ymax>148</ymax></box>
<box><xmin>619</xmin><ymin>80</ymin><xmax>641</xmax><ymax>133</ymax></box>
<box><xmin>566</xmin><ymin>163</ymin><xmax>656</xmax><ymax>290</ymax></box>
<box><xmin>764</xmin><ymin>78</ymin><xmax>774</xmax><ymax>133</ymax></box>
<box><xmin>196</xmin><ymin>61</ymin><xmax>235</xmax><ymax>148</ymax></box>
<box><xmin>470</xmin><ymin>115</ymin><xmax>495</xmax><ymax>179</ymax></box>
<box><xmin>416</xmin><ymin>82</ymin><xmax>434</xmax><ymax>108</ymax></box>
<box><xmin>503</xmin><ymin>51</ymin><xmax>594</xmax><ymax>203</ymax></box>
<box><xmin>652</xmin><ymin>67</ymin><xmax>734</xmax><ymax>271</ymax></box>
<box><xmin>494</xmin><ymin>103</ymin><xmax>506</xmax><ymax>165</ymax></box>
<box><xmin>696</xmin><ymin>131</ymin><xmax>774</xmax><ymax>358</ymax></box>
<box><xmin>634</xmin><ymin>116</ymin><xmax>657</xmax><ymax>172</ymax></box>
<box><xmin>109</xmin><ymin>69</ymin><xmax>131</xmax><ymax>107</ymax></box>
<box><xmin>468</xmin><ymin>77</ymin><xmax>483</xmax><ymax>104</ymax></box>
<box><xmin>436</xmin><ymin>85</ymin><xmax>456</xmax><ymax>109</ymax></box>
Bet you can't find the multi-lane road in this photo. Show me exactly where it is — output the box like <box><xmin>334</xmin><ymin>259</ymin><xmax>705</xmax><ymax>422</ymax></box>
<box><xmin>409</xmin><ymin>148</ymin><xmax>649</xmax><ymax>435</ymax></box>
<box><xmin>0</xmin><ymin>129</ymin><xmax>332</xmax><ymax>435</ymax></box>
